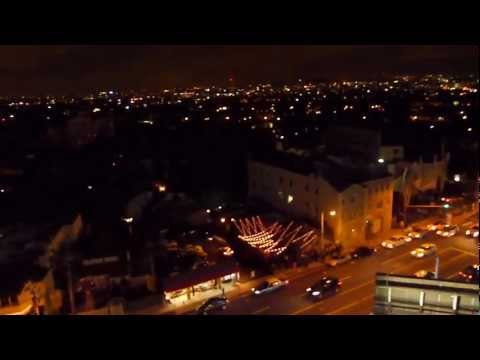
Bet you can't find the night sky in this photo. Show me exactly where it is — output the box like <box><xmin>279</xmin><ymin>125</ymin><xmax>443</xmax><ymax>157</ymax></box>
<box><xmin>0</xmin><ymin>45</ymin><xmax>477</xmax><ymax>96</ymax></box>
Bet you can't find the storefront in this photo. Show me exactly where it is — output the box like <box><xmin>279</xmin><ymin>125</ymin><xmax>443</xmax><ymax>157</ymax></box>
<box><xmin>163</xmin><ymin>261</ymin><xmax>240</xmax><ymax>305</ymax></box>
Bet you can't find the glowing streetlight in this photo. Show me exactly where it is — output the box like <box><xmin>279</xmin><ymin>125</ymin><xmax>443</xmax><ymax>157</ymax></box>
<box><xmin>220</xmin><ymin>217</ymin><xmax>226</xmax><ymax>223</ymax></box>
<box><xmin>87</xmin><ymin>185</ymin><xmax>93</xmax><ymax>190</ymax></box>
<box><xmin>122</xmin><ymin>217</ymin><xmax>133</xmax><ymax>224</ymax></box>
<box><xmin>443</xmin><ymin>204</ymin><xmax>450</xmax><ymax>209</ymax></box>
<box><xmin>454</xmin><ymin>174</ymin><xmax>461</xmax><ymax>182</ymax></box>
<box><xmin>206</xmin><ymin>209</ymin><xmax>211</xmax><ymax>214</ymax></box>
<box><xmin>329</xmin><ymin>210</ymin><xmax>336</xmax><ymax>216</ymax></box>
<box><xmin>378</xmin><ymin>158</ymin><xmax>385</xmax><ymax>164</ymax></box>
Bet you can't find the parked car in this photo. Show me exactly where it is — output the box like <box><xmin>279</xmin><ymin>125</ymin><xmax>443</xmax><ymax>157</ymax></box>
<box><xmin>427</xmin><ymin>221</ymin><xmax>446</xmax><ymax>232</ymax></box>
<box><xmin>438</xmin><ymin>225</ymin><xmax>459</xmax><ymax>237</ymax></box>
<box><xmin>410</xmin><ymin>243</ymin><xmax>437</xmax><ymax>258</ymax></box>
<box><xmin>457</xmin><ymin>264</ymin><xmax>479</xmax><ymax>284</ymax></box>
<box><xmin>325</xmin><ymin>253</ymin><xmax>352</xmax><ymax>267</ymax></box>
<box><xmin>465</xmin><ymin>225</ymin><xmax>479</xmax><ymax>238</ymax></box>
<box><xmin>407</xmin><ymin>229</ymin><xmax>426</xmax><ymax>239</ymax></box>
<box><xmin>382</xmin><ymin>235</ymin><xmax>410</xmax><ymax>249</ymax></box>
<box><xmin>306</xmin><ymin>276</ymin><xmax>342</xmax><ymax>299</ymax></box>
<box><xmin>351</xmin><ymin>246</ymin><xmax>376</xmax><ymax>259</ymax></box>
<box><xmin>219</xmin><ymin>246</ymin><xmax>234</xmax><ymax>256</ymax></box>
<box><xmin>251</xmin><ymin>277</ymin><xmax>289</xmax><ymax>295</ymax></box>
<box><xmin>197</xmin><ymin>296</ymin><xmax>229</xmax><ymax>315</ymax></box>
<box><xmin>414</xmin><ymin>270</ymin><xmax>435</xmax><ymax>279</ymax></box>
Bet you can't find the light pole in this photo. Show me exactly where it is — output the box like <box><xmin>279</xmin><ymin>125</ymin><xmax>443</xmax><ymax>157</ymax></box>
<box><xmin>434</xmin><ymin>255</ymin><xmax>440</xmax><ymax>279</ymax></box>
<box><xmin>121</xmin><ymin>217</ymin><xmax>134</xmax><ymax>276</ymax></box>
<box><xmin>320</xmin><ymin>210</ymin><xmax>336</xmax><ymax>251</ymax></box>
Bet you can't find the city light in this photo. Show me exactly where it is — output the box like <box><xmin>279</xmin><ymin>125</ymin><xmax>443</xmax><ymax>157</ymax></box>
<box><xmin>378</xmin><ymin>158</ymin><xmax>385</xmax><ymax>163</ymax></box>
<box><xmin>122</xmin><ymin>217</ymin><xmax>133</xmax><ymax>224</ymax></box>
<box><xmin>454</xmin><ymin>174</ymin><xmax>461</xmax><ymax>182</ymax></box>
<box><xmin>220</xmin><ymin>217</ymin><xmax>226</xmax><ymax>223</ymax></box>
<box><xmin>329</xmin><ymin>210</ymin><xmax>336</xmax><ymax>216</ymax></box>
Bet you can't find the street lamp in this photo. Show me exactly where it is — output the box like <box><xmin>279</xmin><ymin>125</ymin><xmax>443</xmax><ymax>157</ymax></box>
<box><xmin>121</xmin><ymin>217</ymin><xmax>134</xmax><ymax>275</ymax></box>
<box><xmin>321</xmin><ymin>210</ymin><xmax>336</xmax><ymax>250</ymax></box>
<box><xmin>378</xmin><ymin>158</ymin><xmax>385</xmax><ymax>164</ymax></box>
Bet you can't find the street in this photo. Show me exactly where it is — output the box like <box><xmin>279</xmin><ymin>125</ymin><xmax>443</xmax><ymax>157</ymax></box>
<box><xmin>195</xmin><ymin>215</ymin><xmax>479</xmax><ymax>315</ymax></box>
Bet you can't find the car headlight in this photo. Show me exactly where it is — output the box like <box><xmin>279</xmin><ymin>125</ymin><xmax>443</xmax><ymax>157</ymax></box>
<box><xmin>415</xmin><ymin>234</ymin><xmax>421</xmax><ymax>238</ymax></box>
<box><xmin>312</xmin><ymin>291</ymin><xmax>320</xmax><ymax>296</ymax></box>
<box><xmin>306</xmin><ymin>287</ymin><xmax>312</xmax><ymax>292</ymax></box>
<box><xmin>254</xmin><ymin>290</ymin><xmax>260</xmax><ymax>295</ymax></box>
<box><xmin>466</xmin><ymin>230</ymin><xmax>471</xmax><ymax>235</ymax></box>
<box><xmin>473</xmin><ymin>231</ymin><xmax>479</xmax><ymax>237</ymax></box>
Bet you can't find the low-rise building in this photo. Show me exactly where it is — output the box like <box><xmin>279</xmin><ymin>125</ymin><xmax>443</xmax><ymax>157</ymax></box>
<box><xmin>247</xmin><ymin>154</ymin><xmax>393</xmax><ymax>251</ymax></box>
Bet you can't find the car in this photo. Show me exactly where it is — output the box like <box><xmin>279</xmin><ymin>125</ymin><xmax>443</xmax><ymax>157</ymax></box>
<box><xmin>438</xmin><ymin>225</ymin><xmax>459</xmax><ymax>237</ymax></box>
<box><xmin>410</xmin><ymin>243</ymin><xmax>437</xmax><ymax>258</ymax></box>
<box><xmin>465</xmin><ymin>225</ymin><xmax>479</xmax><ymax>238</ymax></box>
<box><xmin>407</xmin><ymin>230</ymin><xmax>425</xmax><ymax>239</ymax></box>
<box><xmin>427</xmin><ymin>221</ymin><xmax>446</xmax><ymax>232</ymax></box>
<box><xmin>306</xmin><ymin>276</ymin><xmax>342</xmax><ymax>299</ymax></box>
<box><xmin>251</xmin><ymin>277</ymin><xmax>289</xmax><ymax>295</ymax></box>
<box><xmin>351</xmin><ymin>246</ymin><xmax>376</xmax><ymax>259</ymax></box>
<box><xmin>325</xmin><ymin>253</ymin><xmax>352</xmax><ymax>267</ymax></box>
<box><xmin>197</xmin><ymin>296</ymin><xmax>229</xmax><ymax>315</ymax></box>
<box><xmin>382</xmin><ymin>235</ymin><xmax>410</xmax><ymax>249</ymax></box>
<box><xmin>219</xmin><ymin>246</ymin><xmax>234</xmax><ymax>256</ymax></box>
<box><xmin>457</xmin><ymin>264</ymin><xmax>479</xmax><ymax>284</ymax></box>
<box><xmin>414</xmin><ymin>270</ymin><xmax>435</xmax><ymax>279</ymax></box>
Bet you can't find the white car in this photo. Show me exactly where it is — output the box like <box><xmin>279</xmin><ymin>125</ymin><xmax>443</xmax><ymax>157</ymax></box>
<box><xmin>325</xmin><ymin>253</ymin><xmax>352</xmax><ymax>267</ymax></box>
<box><xmin>251</xmin><ymin>277</ymin><xmax>289</xmax><ymax>295</ymax></box>
<box><xmin>465</xmin><ymin>225</ymin><xmax>479</xmax><ymax>238</ymax></box>
<box><xmin>439</xmin><ymin>225</ymin><xmax>459</xmax><ymax>237</ymax></box>
<box><xmin>407</xmin><ymin>231</ymin><xmax>424</xmax><ymax>239</ymax></box>
<box><xmin>428</xmin><ymin>222</ymin><xmax>446</xmax><ymax>232</ymax></box>
<box><xmin>411</xmin><ymin>243</ymin><xmax>437</xmax><ymax>258</ymax></box>
<box><xmin>382</xmin><ymin>235</ymin><xmax>410</xmax><ymax>249</ymax></box>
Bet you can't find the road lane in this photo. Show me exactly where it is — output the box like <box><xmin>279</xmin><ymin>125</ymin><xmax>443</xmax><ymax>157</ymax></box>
<box><xmin>189</xmin><ymin>222</ymin><xmax>478</xmax><ymax>316</ymax></box>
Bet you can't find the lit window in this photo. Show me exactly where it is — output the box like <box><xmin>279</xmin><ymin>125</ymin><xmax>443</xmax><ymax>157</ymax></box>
<box><xmin>287</xmin><ymin>195</ymin><xmax>294</xmax><ymax>204</ymax></box>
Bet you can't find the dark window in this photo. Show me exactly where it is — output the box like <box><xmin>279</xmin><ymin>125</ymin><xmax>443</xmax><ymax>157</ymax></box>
<box><xmin>289</xmin><ymin>180</ymin><xmax>293</xmax><ymax>188</ymax></box>
<box><xmin>252</xmin><ymin>181</ymin><xmax>256</xmax><ymax>189</ymax></box>
<box><xmin>305</xmin><ymin>202</ymin><xmax>310</xmax><ymax>208</ymax></box>
<box><xmin>314</xmin><ymin>188</ymin><xmax>318</xmax><ymax>195</ymax></box>
<box><xmin>377</xmin><ymin>201</ymin><xmax>383</xmax><ymax>209</ymax></box>
<box><xmin>393</xmin><ymin>149</ymin><xmax>399</xmax><ymax>155</ymax></box>
<box><xmin>279</xmin><ymin>176</ymin><xmax>283</xmax><ymax>184</ymax></box>
<box><xmin>350</xmin><ymin>197</ymin><xmax>355</xmax><ymax>203</ymax></box>
<box><xmin>305</xmin><ymin>184</ymin><xmax>309</xmax><ymax>192</ymax></box>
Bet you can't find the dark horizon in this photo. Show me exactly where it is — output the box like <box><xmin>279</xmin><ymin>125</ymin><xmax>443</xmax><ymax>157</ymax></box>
<box><xmin>0</xmin><ymin>45</ymin><xmax>477</xmax><ymax>97</ymax></box>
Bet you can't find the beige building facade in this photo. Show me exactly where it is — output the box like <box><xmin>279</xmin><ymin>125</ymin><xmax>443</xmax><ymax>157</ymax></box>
<box><xmin>248</xmin><ymin>160</ymin><xmax>393</xmax><ymax>251</ymax></box>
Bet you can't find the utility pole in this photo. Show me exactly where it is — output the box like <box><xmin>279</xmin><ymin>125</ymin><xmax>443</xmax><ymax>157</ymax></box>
<box><xmin>434</xmin><ymin>255</ymin><xmax>440</xmax><ymax>279</ymax></box>
<box><xmin>66</xmin><ymin>258</ymin><xmax>76</xmax><ymax>314</ymax></box>
<box><xmin>320</xmin><ymin>211</ymin><xmax>324</xmax><ymax>251</ymax></box>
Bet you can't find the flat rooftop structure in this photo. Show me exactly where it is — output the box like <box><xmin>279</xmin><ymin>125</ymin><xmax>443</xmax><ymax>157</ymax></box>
<box><xmin>374</xmin><ymin>273</ymin><xmax>479</xmax><ymax>315</ymax></box>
